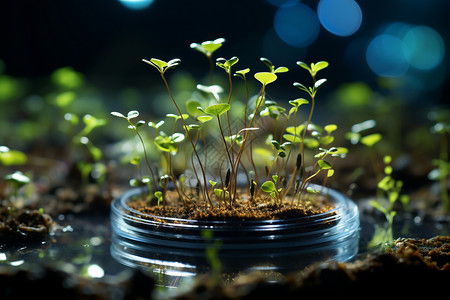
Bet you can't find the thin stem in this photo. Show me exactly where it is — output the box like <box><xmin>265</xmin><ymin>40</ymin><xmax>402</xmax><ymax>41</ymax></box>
<box><xmin>160</xmin><ymin>73</ymin><xmax>212</xmax><ymax>207</ymax></box>
<box><xmin>133</xmin><ymin>128</ymin><xmax>158</xmax><ymax>191</ymax></box>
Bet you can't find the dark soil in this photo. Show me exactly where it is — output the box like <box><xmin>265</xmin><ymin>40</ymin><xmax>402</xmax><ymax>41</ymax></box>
<box><xmin>0</xmin><ymin>205</ymin><xmax>54</xmax><ymax>245</ymax></box>
<box><xmin>127</xmin><ymin>190</ymin><xmax>335</xmax><ymax>221</ymax></box>
<box><xmin>0</xmin><ymin>236</ymin><xmax>448</xmax><ymax>299</ymax></box>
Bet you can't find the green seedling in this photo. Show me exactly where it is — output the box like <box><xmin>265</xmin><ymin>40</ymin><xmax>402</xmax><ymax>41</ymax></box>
<box><xmin>190</xmin><ymin>38</ymin><xmax>226</xmax><ymax>82</ymax></box>
<box><xmin>4</xmin><ymin>171</ymin><xmax>31</xmax><ymax>200</ymax></box>
<box><xmin>346</xmin><ymin>119</ymin><xmax>384</xmax><ymax>197</ymax></box>
<box><xmin>111</xmin><ymin>110</ymin><xmax>157</xmax><ymax>191</ymax></box>
<box><xmin>111</xmin><ymin>38</ymin><xmax>350</xmax><ymax>215</ymax></box>
<box><xmin>369</xmin><ymin>155</ymin><xmax>409</xmax><ymax>248</ymax></box>
<box><xmin>427</xmin><ymin>109</ymin><xmax>450</xmax><ymax>212</ymax></box>
<box><xmin>261</xmin><ymin>175</ymin><xmax>283</xmax><ymax>202</ymax></box>
<box><xmin>0</xmin><ymin>146</ymin><xmax>27</xmax><ymax>166</ymax></box>
<box><xmin>142</xmin><ymin>57</ymin><xmax>212</xmax><ymax>207</ymax></box>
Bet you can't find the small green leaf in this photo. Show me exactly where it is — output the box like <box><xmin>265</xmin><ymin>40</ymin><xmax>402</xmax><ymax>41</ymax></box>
<box><xmin>283</xmin><ymin>134</ymin><xmax>302</xmax><ymax>143</ymax></box>
<box><xmin>296</xmin><ymin>61</ymin><xmax>311</xmax><ymax>72</ymax></box>
<box><xmin>130</xmin><ymin>156</ymin><xmax>141</xmax><ymax>165</ymax></box>
<box><xmin>324</xmin><ymin>124</ymin><xmax>338</xmax><ymax>134</ymax></box>
<box><xmin>127</xmin><ymin>110</ymin><xmax>139</xmax><ymax>119</ymax></box>
<box><xmin>235</xmin><ymin>68</ymin><xmax>250</xmax><ymax>78</ymax></box>
<box><xmin>327</xmin><ymin>169</ymin><xmax>335</xmax><ymax>177</ymax></box>
<box><xmin>318</xmin><ymin>160</ymin><xmax>332</xmax><ymax>170</ymax></box>
<box><xmin>314</xmin><ymin>78</ymin><xmax>327</xmax><ymax>89</ymax></box>
<box><xmin>197</xmin><ymin>115</ymin><xmax>213</xmax><ymax>123</ymax></box>
<box><xmin>360</xmin><ymin>133</ymin><xmax>382</xmax><ymax>147</ymax></box>
<box><xmin>254</xmin><ymin>72</ymin><xmax>277</xmax><ymax>86</ymax></box>
<box><xmin>274</xmin><ymin>66</ymin><xmax>289</xmax><ymax>73</ymax></box>
<box><xmin>293</xmin><ymin>82</ymin><xmax>309</xmax><ymax>93</ymax></box>
<box><xmin>289</xmin><ymin>98</ymin><xmax>309</xmax><ymax>107</ymax></box>
<box><xmin>205</xmin><ymin>103</ymin><xmax>231</xmax><ymax>117</ymax></box>
<box><xmin>306</xmin><ymin>186</ymin><xmax>320</xmax><ymax>194</ymax></box>
<box><xmin>111</xmin><ymin>111</ymin><xmax>126</xmax><ymax>118</ymax></box>
<box><xmin>260</xmin><ymin>57</ymin><xmax>274</xmax><ymax>71</ymax></box>
<box><xmin>261</xmin><ymin>181</ymin><xmax>276</xmax><ymax>193</ymax></box>
<box><xmin>311</xmin><ymin>61</ymin><xmax>329</xmax><ymax>75</ymax></box>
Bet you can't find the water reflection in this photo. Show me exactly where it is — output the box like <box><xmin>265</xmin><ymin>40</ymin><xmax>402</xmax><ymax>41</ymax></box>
<box><xmin>111</xmin><ymin>228</ymin><xmax>360</xmax><ymax>288</ymax></box>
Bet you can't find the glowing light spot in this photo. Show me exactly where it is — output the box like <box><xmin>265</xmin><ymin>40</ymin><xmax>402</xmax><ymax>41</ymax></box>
<box><xmin>274</xmin><ymin>1</ymin><xmax>320</xmax><ymax>47</ymax></box>
<box><xmin>118</xmin><ymin>0</ymin><xmax>154</xmax><ymax>10</ymax></box>
<box><xmin>403</xmin><ymin>26</ymin><xmax>445</xmax><ymax>71</ymax></box>
<box><xmin>366</xmin><ymin>34</ymin><xmax>409</xmax><ymax>77</ymax></box>
<box><xmin>87</xmin><ymin>264</ymin><xmax>104</xmax><ymax>278</ymax></box>
<box><xmin>317</xmin><ymin>0</ymin><xmax>362</xmax><ymax>37</ymax></box>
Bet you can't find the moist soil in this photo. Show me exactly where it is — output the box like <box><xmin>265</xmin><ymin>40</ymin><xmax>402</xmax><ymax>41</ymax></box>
<box><xmin>126</xmin><ymin>190</ymin><xmax>335</xmax><ymax>221</ymax></box>
<box><xmin>0</xmin><ymin>205</ymin><xmax>54</xmax><ymax>245</ymax></box>
<box><xmin>0</xmin><ymin>236</ymin><xmax>448</xmax><ymax>299</ymax></box>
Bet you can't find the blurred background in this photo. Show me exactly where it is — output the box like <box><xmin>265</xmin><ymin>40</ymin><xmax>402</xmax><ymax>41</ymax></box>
<box><xmin>1</xmin><ymin>0</ymin><xmax>449</xmax><ymax>156</ymax></box>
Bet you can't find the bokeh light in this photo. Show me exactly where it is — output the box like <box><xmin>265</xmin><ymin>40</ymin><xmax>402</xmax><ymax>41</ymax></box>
<box><xmin>118</xmin><ymin>0</ymin><xmax>154</xmax><ymax>10</ymax></box>
<box><xmin>274</xmin><ymin>1</ymin><xmax>320</xmax><ymax>47</ymax></box>
<box><xmin>366</xmin><ymin>34</ymin><xmax>409</xmax><ymax>77</ymax></box>
<box><xmin>403</xmin><ymin>26</ymin><xmax>445</xmax><ymax>71</ymax></box>
<box><xmin>366</xmin><ymin>22</ymin><xmax>446</xmax><ymax>78</ymax></box>
<box><xmin>317</xmin><ymin>0</ymin><xmax>362</xmax><ymax>37</ymax></box>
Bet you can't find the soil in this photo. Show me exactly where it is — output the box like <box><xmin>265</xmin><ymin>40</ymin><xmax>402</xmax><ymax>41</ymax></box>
<box><xmin>0</xmin><ymin>205</ymin><xmax>54</xmax><ymax>245</ymax></box>
<box><xmin>127</xmin><ymin>190</ymin><xmax>335</xmax><ymax>221</ymax></box>
<box><xmin>0</xmin><ymin>236</ymin><xmax>448</xmax><ymax>299</ymax></box>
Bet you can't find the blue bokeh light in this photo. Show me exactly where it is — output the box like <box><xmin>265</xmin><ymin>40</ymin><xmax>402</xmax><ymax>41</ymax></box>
<box><xmin>366</xmin><ymin>34</ymin><xmax>409</xmax><ymax>77</ymax></box>
<box><xmin>317</xmin><ymin>0</ymin><xmax>362</xmax><ymax>37</ymax></box>
<box><xmin>403</xmin><ymin>26</ymin><xmax>445</xmax><ymax>71</ymax></box>
<box><xmin>274</xmin><ymin>1</ymin><xmax>320</xmax><ymax>47</ymax></box>
<box><xmin>118</xmin><ymin>0</ymin><xmax>154</xmax><ymax>10</ymax></box>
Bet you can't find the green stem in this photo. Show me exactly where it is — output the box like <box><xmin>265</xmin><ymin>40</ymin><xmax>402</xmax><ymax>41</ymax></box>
<box><xmin>160</xmin><ymin>73</ymin><xmax>212</xmax><ymax>207</ymax></box>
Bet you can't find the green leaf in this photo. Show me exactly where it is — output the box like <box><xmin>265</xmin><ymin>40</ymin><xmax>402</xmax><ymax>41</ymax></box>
<box><xmin>289</xmin><ymin>98</ymin><xmax>309</xmax><ymax>107</ymax></box>
<box><xmin>296</xmin><ymin>61</ymin><xmax>311</xmax><ymax>72</ymax></box>
<box><xmin>360</xmin><ymin>133</ymin><xmax>382</xmax><ymax>147</ymax></box>
<box><xmin>0</xmin><ymin>149</ymin><xmax>27</xmax><ymax>166</ymax></box>
<box><xmin>293</xmin><ymin>82</ymin><xmax>309</xmax><ymax>93</ymax></box>
<box><xmin>254</xmin><ymin>72</ymin><xmax>277</xmax><ymax>86</ymax></box>
<box><xmin>327</xmin><ymin>169</ymin><xmax>335</xmax><ymax>177</ymax></box>
<box><xmin>274</xmin><ymin>66</ymin><xmax>289</xmax><ymax>73</ymax></box>
<box><xmin>286</xmin><ymin>125</ymin><xmax>305</xmax><ymax>136</ymax></box>
<box><xmin>130</xmin><ymin>156</ymin><xmax>141</xmax><ymax>165</ymax></box>
<box><xmin>260</xmin><ymin>57</ymin><xmax>274</xmax><ymax>71</ymax></box>
<box><xmin>111</xmin><ymin>111</ymin><xmax>126</xmax><ymax>119</ymax></box>
<box><xmin>311</xmin><ymin>61</ymin><xmax>329</xmax><ymax>75</ymax></box>
<box><xmin>127</xmin><ymin>110</ymin><xmax>139</xmax><ymax>119</ymax></box>
<box><xmin>314</xmin><ymin>78</ymin><xmax>327</xmax><ymax>89</ymax></box>
<box><xmin>197</xmin><ymin>115</ymin><xmax>213</xmax><ymax>123</ymax></box>
<box><xmin>283</xmin><ymin>134</ymin><xmax>302</xmax><ymax>143</ymax></box>
<box><xmin>306</xmin><ymin>186</ymin><xmax>320</xmax><ymax>194</ymax></box>
<box><xmin>351</xmin><ymin>120</ymin><xmax>376</xmax><ymax>133</ymax></box>
<box><xmin>318</xmin><ymin>160</ymin><xmax>332</xmax><ymax>170</ymax></box>
<box><xmin>234</xmin><ymin>68</ymin><xmax>250</xmax><ymax>79</ymax></box>
<box><xmin>324</xmin><ymin>124</ymin><xmax>338</xmax><ymax>134</ymax></box>
<box><xmin>319</xmin><ymin>135</ymin><xmax>334</xmax><ymax>145</ymax></box>
<box><xmin>205</xmin><ymin>103</ymin><xmax>231</xmax><ymax>117</ymax></box>
<box><xmin>5</xmin><ymin>171</ymin><xmax>30</xmax><ymax>185</ymax></box>
<box><xmin>369</xmin><ymin>200</ymin><xmax>387</xmax><ymax>215</ymax></box>
<box><xmin>261</xmin><ymin>181</ymin><xmax>276</xmax><ymax>193</ymax></box>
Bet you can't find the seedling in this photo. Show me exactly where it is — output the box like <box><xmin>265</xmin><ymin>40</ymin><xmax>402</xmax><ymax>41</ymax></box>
<box><xmin>111</xmin><ymin>38</ymin><xmax>349</xmax><ymax>218</ymax></box>
<box><xmin>369</xmin><ymin>155</ymin><xmax>409</xmax><ymax>248</ymax></box>
<box><xmin>190</xmin><ymin>38</ymin><xmax>226</xmax><ymax>82</ymax></box>
<box><xmin>427</xmin><ymin>109</ymin><xmax>450</xmax><ymax>212</ymax></box>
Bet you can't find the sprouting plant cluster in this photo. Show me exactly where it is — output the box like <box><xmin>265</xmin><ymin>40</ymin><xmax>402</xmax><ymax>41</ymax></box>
<box><xmin>111</xmin><ymin>38</ymin><xmax>348</xmax><ymax>210</ymax></box>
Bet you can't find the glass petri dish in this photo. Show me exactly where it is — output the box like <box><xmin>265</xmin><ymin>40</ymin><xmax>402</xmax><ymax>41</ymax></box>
<box><xmin>111</xmin><ymin>184</ymin><xmax>360</xmax><ymax>286</ymax></box>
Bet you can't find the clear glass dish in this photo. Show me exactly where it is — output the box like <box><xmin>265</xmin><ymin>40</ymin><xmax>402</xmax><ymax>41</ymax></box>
<box><xmin>111</xmin><ymin>184</ymin><xmax>360</xmax><ymax>287</ymax></box>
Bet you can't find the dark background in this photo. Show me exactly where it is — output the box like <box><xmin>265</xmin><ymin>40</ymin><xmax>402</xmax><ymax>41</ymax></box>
<box><xmin>1</xmin><ymin>0</ymin><xmax>449</xmax><ymax>105</ymax></box>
